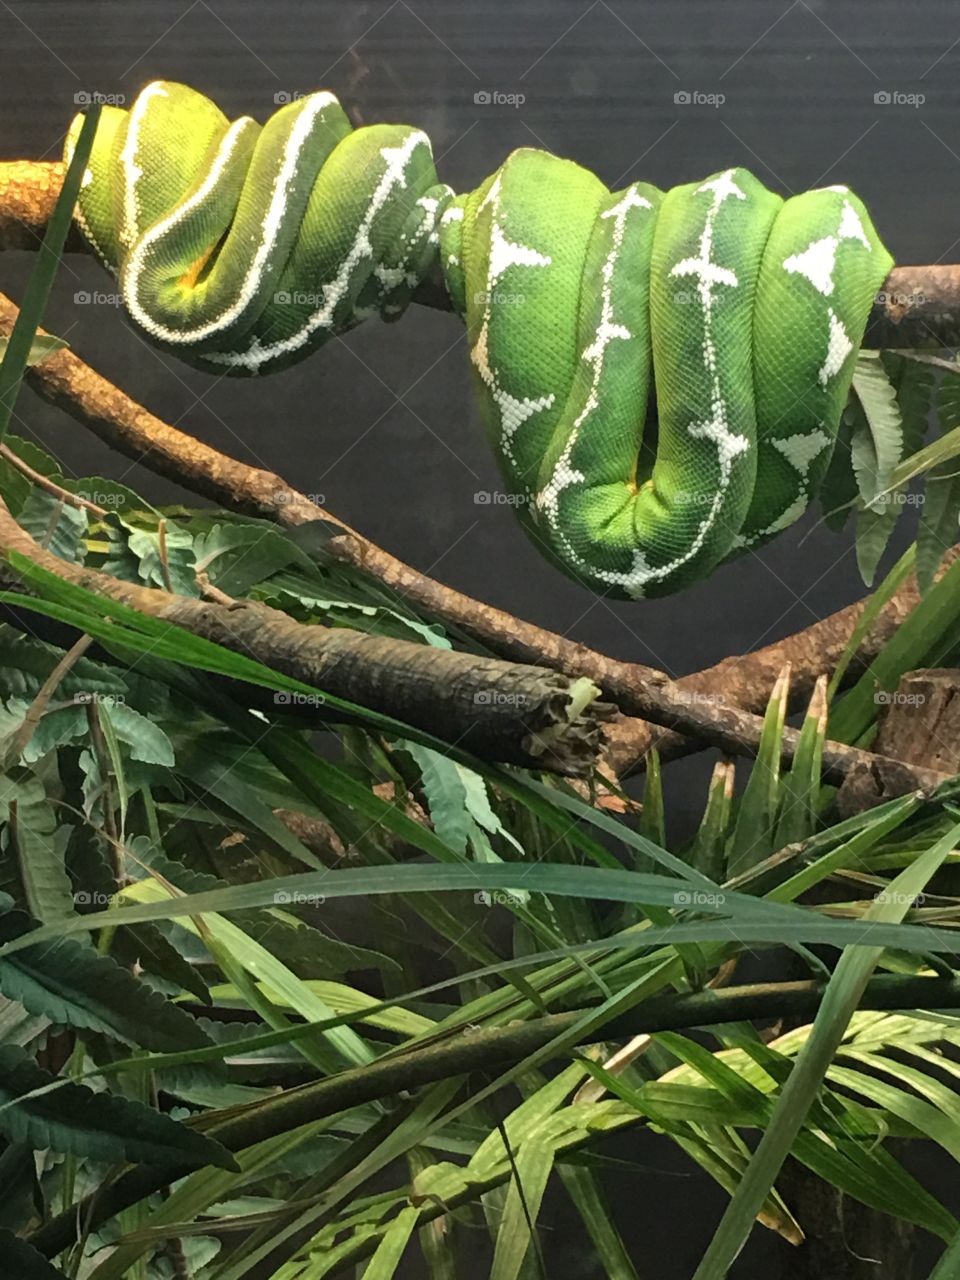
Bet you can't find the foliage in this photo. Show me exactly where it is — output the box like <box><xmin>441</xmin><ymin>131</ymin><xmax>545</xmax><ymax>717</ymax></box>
<box><xmin>2</xmin><ymin>143</ymin><xmax>960</xmax><ymax>1279</ymax></box>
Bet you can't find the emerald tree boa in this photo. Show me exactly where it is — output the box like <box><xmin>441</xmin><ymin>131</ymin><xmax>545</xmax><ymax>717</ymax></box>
<box><xmin>65</xmin><ymin>82</ymin><xmax>892</xmax><ymax>597</ymax></box>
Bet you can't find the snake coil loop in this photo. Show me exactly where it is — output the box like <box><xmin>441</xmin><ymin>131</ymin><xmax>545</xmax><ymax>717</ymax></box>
<box><xmin>67</xmin><ymin>82</ymin><xmax>892</xmax><ymax>597</ymax></box>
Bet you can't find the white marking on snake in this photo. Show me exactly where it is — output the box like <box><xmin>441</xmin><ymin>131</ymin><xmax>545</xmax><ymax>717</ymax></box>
<box><xmin>819</xmin><ymin>308</ymin><xmax>852</xmax><ymax>385</ymax></box>
<box><xmin>120</xmin><ymin>80</ymin><xmax>168</xmax><ymax>250</ymax></box>
<box><xmin>125</xmin><ymin>93</ymin><xmax>337</xmax><ymax>348</ymax></box>
<box><xmin>571</xmin><ymin>171</ymin><xmax>750</xmax><ymax>595</ymax></box>
<box><xmin>537</xmin><ymin>186</ymin><xmax>650</xmax><ymax>528</ymax></box>
<box><xmin>469</xmin><ymin>172</ymin><xmax>554</xmax><ymax>467</ymax></box>
<box><xmin>203</xmin><ymin>129</ymin><xmax>430</xmax><ymax>371</ymax></box>
<box><xmin>783</xmin><ymin>235</ymin><xmax>838</xmax><ymax>296</ymax></box>
<box><xmin>772</xmin><ymin>429</ymin><xmax>830</xmax><ymax>474</ymax></box>
<box><xmin>838</xmin><ymin>200</ymin><xmax>871</xmax><ymax>249</ymax></box>
<box><xmin>65</xmin><ymin>123</ymin><xmax>116</xmax><ymax>273</ymax></box>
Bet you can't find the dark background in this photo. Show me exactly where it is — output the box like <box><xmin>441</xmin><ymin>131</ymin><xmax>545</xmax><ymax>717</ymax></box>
<box><xmin>2</xmin><ymin>1</ymin><xmax>959</xmax><ymax>1275</ymax></box>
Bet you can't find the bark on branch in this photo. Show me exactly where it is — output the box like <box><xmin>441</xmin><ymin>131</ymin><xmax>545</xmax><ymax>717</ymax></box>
<box><xmin>0</xmin><ymin>501</ymin><xmax>610</xmax><ymax>775</ymax></box>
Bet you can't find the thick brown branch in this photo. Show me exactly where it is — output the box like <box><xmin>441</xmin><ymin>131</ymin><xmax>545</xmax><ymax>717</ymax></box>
<box><xmin>0</xmin><ymin>501</ymin><xmax>609</xmax><ymax>776</ymax></box>
<box><xmin>0</xmin><ymin>485</ymin><xmax>948</xmax><ymax>793</ymax></box>
<box><xmin>604</xmin><ymin>552</ymin><xmax>955</xmax><ymax>776</ymax></box>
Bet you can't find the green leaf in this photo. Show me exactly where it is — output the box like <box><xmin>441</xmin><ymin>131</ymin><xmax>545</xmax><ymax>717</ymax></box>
<box><xmin>637</xmin><ymin>748</ymin><xmax>665</xmax><ymax>858</ymax></box>
<box><xmin>850</xmin><ymin>352</ymin><xmax>907</xmax><ymax>583</ymax></box>
<box><xmin>727</xmin><ymin>668</ymin><xmax>789</xmax><ymax>877</ymax></box>
<box><xmin>0</xmin><ymin>334</ymin><xmax>66</xmax><ymax>367</ymax></box>
<box><xmin>819</xmin><ymin>401</ymin><xmax>859</xmax><ymax>531</ymax></box>
<box><xmin>114</xmin><ymin>515</ymin><xmax>197</xmax><ymax>594</ymax></box>
<box><xmin>101</xmin><ymin>701</ymin><xmax>174</xmax><ymax>767</ymax></box>
<box><xmin>179</xmin><ymin>744</ymin><xmax>325</xmax><ymax>871</ymax></box>
<box><xmin>0</xmin><ymin>104</ymin><xmax>97</xmax><ymax>443</ymax></box>
<box><xmin>689</xmin><ymin>760</ymin><xmax>734</xmax><ymax>882</ymax></box>
<box><xmin>855</xmin><ymin>502</ymin><xmax>899</xmax><ymax>587</ymax></box>
<box><xmin>829</xmin><ymin>550</ymin><xmax>960</xmax><ymax>743</ymax></box>
<box><xmin>917</xmin><ymin>459</ymin><xmax>960</xmax><ymax>592</ymax></box>
<box><xmin>192</xmin><ymin>522</ymin><xmax>306</xmax><ymax>595</ymax></box>
<box><xmin>928</xmin><ymin>1225</ymin><xmax>960</xmax><ymax>1278</ymax></box>
<box><xmin>490</xmin><ymin>1133</ymin><xmax>552</xmax><ymax>1280</ymax></box>
<box><xmin>0</xmin><ymin>910</ymin><xmax>211</xmax><ymax>1051</ymax></box>
<box><xmin>851</xmin><ymin>351</ymin><xmax>904</xmax><ymax>505</ymax></box>
<box><xmin>17</xmin><ymin>488</ymin><xmax>87</xmax><ymax>562</ymax></box>
<box><xmin>774</xmin><ymin>676</ymin><xmax>827</xmax><ymax>848</ymax></box>
<box><xmin>0</xmin><ymin>1043</ymin><xmax>236</xmax><ymax>1169</ymax></box>
<box><xmin>404</xmin><ymin>742</ymin><xmax>522</xmax><ymax>866</ymax></box>
<box><xmin>0</xmin><ymin>771</ymin><xmax>75</xmax><ymax>922</ymax></box>
<box><xmin>125</xmin><ymin>874</ymin><xmax>374</xmax><ymax>1071</ymax></box>
<box><xmin>827</xmin><ymin>547</ymin><xmax>914</xmax><ymax>697</ymax></box>
<box><xmin>692</xmin><ymin>818</ymin><xmax>960</xmax><ymax>1279</ymax></box>
<box><xmin>362</xmin><ymin>1205</ymin><xmax>420</xmax><ymax>1280</ymax></box>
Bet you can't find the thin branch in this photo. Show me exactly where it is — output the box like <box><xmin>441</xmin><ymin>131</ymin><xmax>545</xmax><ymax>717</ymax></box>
<box><xmin>28</xmin><ymin>973</ymin><xmax>960</xmax><ymax>1259</ymax></box>
<box><xmin>0</xmin><ymin>441</ymin><xmax>107</xmax><ymax>516</ymax></box>
<box><xmin>2</xmin><ymin>631</ymin><xmax>93</xmax><ymax>768</ymax></box>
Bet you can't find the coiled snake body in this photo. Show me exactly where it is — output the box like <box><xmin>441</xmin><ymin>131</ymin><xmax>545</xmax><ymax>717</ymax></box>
<box><xmin>66</xmin><ymin>83</ymin><xmax>892</xmax><ymax>597</ymax></box>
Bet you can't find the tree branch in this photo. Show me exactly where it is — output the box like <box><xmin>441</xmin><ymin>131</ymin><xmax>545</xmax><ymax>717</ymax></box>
<box><xmin>0</xmin><ymin>500</ymin><xmax>610</xmax><ymax>776</ymax></box>
<box><xmin>27</xmin><ymin>973</ymin><xmax>960</xmax><ymax>1259</ymax></box>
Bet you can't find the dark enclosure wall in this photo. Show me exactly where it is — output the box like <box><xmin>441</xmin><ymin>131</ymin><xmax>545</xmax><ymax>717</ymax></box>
<box><xmin>2</xmin><ymin>2</ymin><xmax>959</xmax><ymax>1275</ymax></box>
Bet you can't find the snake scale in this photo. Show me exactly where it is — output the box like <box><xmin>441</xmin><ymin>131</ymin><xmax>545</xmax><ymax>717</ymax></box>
<box><xmin>65</xmin><ymin>82</ymin><xmax>893</xmax><ymax>598</ymax></box>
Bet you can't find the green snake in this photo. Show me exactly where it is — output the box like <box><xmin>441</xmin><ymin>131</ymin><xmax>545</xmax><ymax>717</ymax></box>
<box><xmin>65</xmin><ymin>82</ymin><xmax>893</xmax><ymax>598</ymax></box>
